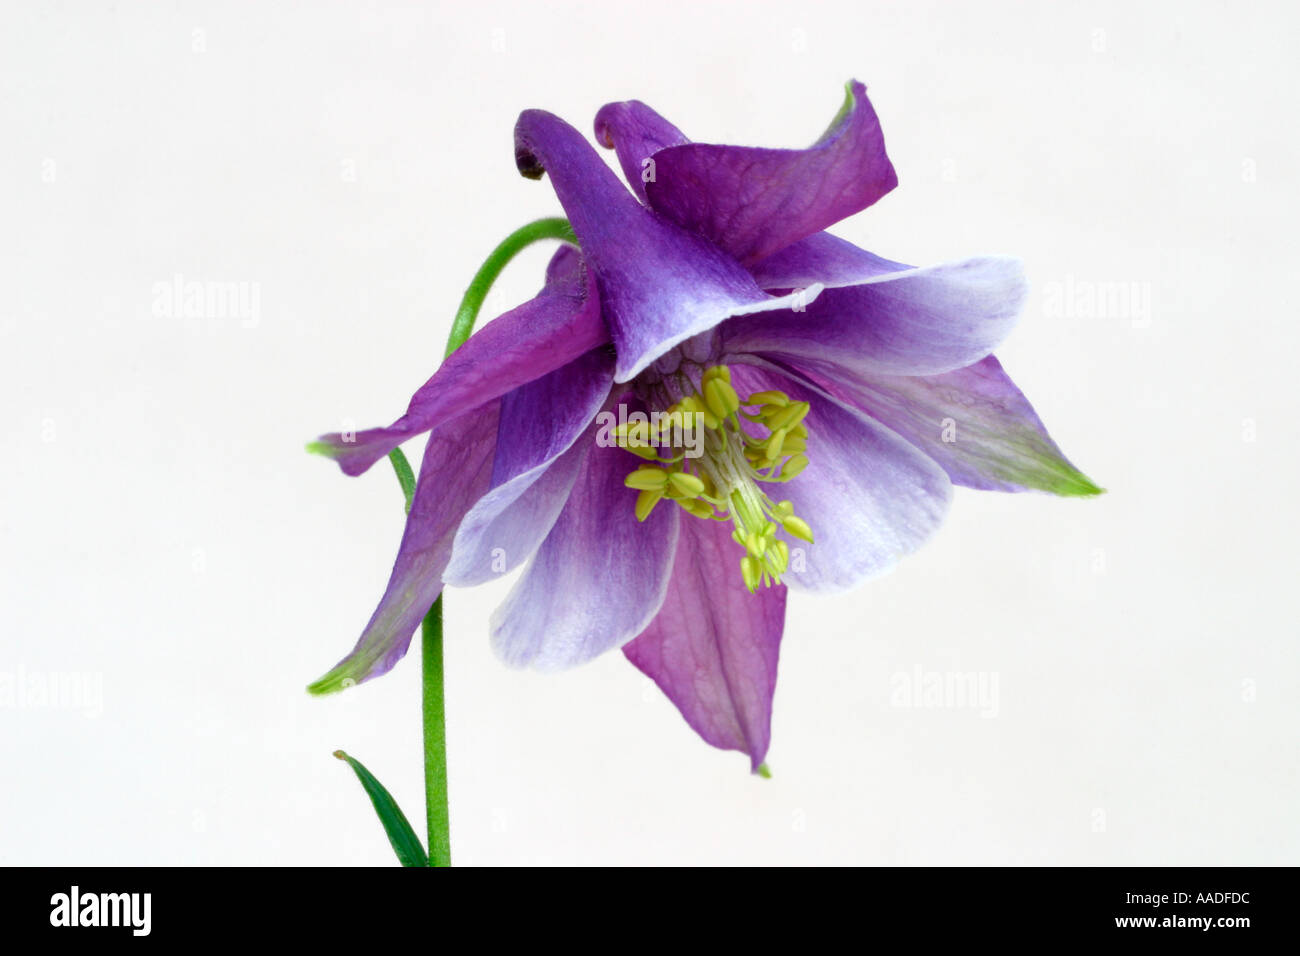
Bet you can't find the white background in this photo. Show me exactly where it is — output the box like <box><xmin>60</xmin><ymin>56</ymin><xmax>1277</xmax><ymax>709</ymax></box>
<box><xmin>2</xmin><ymin>1</ymin><xmax>1296</xmax><ymax>866</ymax></box>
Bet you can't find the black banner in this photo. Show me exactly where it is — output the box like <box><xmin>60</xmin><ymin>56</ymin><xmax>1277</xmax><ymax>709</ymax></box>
<box><xmin>0</xmin><ymin>866</ymin><xmax>1286</xmax><ymax>943</ymax></box>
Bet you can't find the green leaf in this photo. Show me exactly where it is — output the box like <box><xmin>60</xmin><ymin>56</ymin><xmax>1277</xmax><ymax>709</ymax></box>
<box><xmin>333</xmin><ymin>750</ymin><xmax>429</xmax><ymax>867</ymax></box>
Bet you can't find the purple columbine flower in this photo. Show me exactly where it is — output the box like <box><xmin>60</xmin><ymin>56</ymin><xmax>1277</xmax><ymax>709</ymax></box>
<box><xmin>308</xmin><ymin>81</ymin><xmax>1099</xmax><ymax>770</ymax></box>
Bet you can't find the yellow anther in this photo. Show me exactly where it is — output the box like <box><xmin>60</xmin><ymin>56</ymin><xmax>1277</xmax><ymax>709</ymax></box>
<box><xmin>773</xmin><ymin>500</ymin><xmax>794</xmax><ymax>519</ymax></box>
<box><xmin>791</xmin><ymin>422</ymin><xmax>808</xmax><ymax>439</ymax></box>
<box><xmin>765</xmin><ymin>427</ymin><xmax>787</xmax><ymax>462</ymax></box>
<box><xmin>679</xmin><ymin>498</ymin><xmax>714</xmax><ymax>519</ymax></box>
<box><xmin>635</xmin><ymin>489</ymin><xmax>663</xmax><ymax>522</ymax></box>
<box><xmin>772</xmin><ymin>540</ymin><xmax>790</xmax><ymax>573</ymax></box>
<box><xmin>613</xmin><ymin>420</ymin><xmax>646</xmax><ymax>440</ymax></box>
<box><xmin>779</xmin><ymin>454</ymin><xmax>809</xmax><ymax>480</ymax></box>
<box><xmin>745</xmin><ymin>390</ymin><xmax>789</xmax><ymax>407</ymax></box>
<box><xmin>678</xmin><ymin>395</ymin><xmax>719</xmax><ymax>430</ymax></box>
<box><xmin>701</xmin><ymin>365</ymin><xmax>732</xmax><ymax>385</ymax></box>
<box><xmin>766</xmin><ymin>401</ymin><xmax>810</xmax><ymax>432</ymax></box>
<box><xmin>624</xmin><ymin>467</ymin><xmax>668</xmax><ymax>491</ymax></box>
<box><xmin>625</xmin><ymin>443</ymin><xmax>661</xmax><ymax>461</ymax></box>
<box><xmin>781</xmin><ymin>433</ymin><xmax>806</xmax><ymax>455</ymax></box>
<box><xmin>667</xmin><ymin>471</ymin><xmax>705</xmax><ymax>497</ymax></box>
<box><xmin>740</xmin><ymin>555</ymin><xmax>763</xmax><ymax>592</ymax></box>
<box><xmin>782</xmin><ymin>514</ymin><xmax>814</xmax><ymax>543</ymax></box>
<box><xmin>703</xmin><ymin>378</ymin><xmax>741</xmax><ymax>420</ymax></box>
<box><xmin>744</xmin><ymin>532</ymin><xmax>766</xmax><ymax>559</ymax></box>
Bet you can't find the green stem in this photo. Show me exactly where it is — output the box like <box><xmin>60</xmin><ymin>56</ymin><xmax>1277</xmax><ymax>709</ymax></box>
<box><xmin>420</xmin><ymin>217</ymin><xmax>577</xmax><ymax>867</ymax></box>
<box><xmin>421</xmin><ymin>598</ymin><xmax>450</xmax><ymax>867</ymax></box>
<box><xmin>444</xmin><ymin>217</ymin><xmax>576</xmax><ymax>359</ymax></box>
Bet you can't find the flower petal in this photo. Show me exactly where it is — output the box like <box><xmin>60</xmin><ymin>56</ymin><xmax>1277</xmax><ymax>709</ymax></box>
<box><xmin>443</xmin><ymin>347</ymin><xmax>614</xmax><ymax>586</ymax></box>
<box><xmin>790</xmin><ymin>354</ymin><xmax>1102</xmax><ymax>496</ymax></box>
<box><xmin>310</xmin><ymin>245</ymin><xmax>605</xmax><ymax>476</ymax></box>
<box><xmin>623</xmin><ymin>515</ymin><xmax>786</xmax><ymax>771</ymax></box>
<box><xmin>748</xmin><ymin>230</ymin><xmax>907</xmax><ymax>290</ymax></box>
<box><xmin>445</xmin><ymin>438</ymin><xmax>589</xmax><ymax>588</ymax></box>
<box><xmin>593</xmin><ymin>99</ymin><xmax>689</xmax><ymax>203</ymax></box>
<box><xmin>723</xmin><ymin>255</ymin><xmax>1026</xmax><ymax>377</ymax></box>
<box><xmin>515</xmin><ymin>109</ymin><xmax>814</xmax><ymax>383</ymax></box>
<box><xmin>490</xmin><ymin>440</ymin><xmax>679</xmax><ymax>671</ymax></box>
<box><xmin>644</xmin><ymin>80</ymin><xmax>897</xmax><ymax>266</ymax></box>
<box><xmin>729</xmin><ymin>361</ymin><xmax>952</xmax><ymax>592</ymax></box>
<box><xmin>308</xmin><ymin>403</ymin><xmax>501</xmax><ymax>694</ymax></box>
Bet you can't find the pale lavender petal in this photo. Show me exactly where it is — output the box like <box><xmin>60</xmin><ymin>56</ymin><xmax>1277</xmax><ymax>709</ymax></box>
<box><xmin>788</xmin><ymin>354</ymin><xmax>1102</xmax><ymax>496</ymax></box>
<box><xmin>308</xmin><ymin>404</ymin><xmax>501</xmax><ymax>694</ymax></box>
<box><xmin>515</xmin><ymin>109</ymin><xmax>815</xmax><ymax>383</ymax></box>
<box><xmin>311</xmin><ymin>245</ymin><xmax>605</xmax><ymax>476</ymax></box>
<box><xmin>593</xmin><ymin>99</ymin><xmax>689</xmax><ymax>203</ymax></box>
<box><xmin>623</xmin><ymin>515</ymin><xmax>786</xmax><ymax>771</ymax></box>
<box><xmin>446</xmin><ymin>439</ymin><xmax>589</xmax><ymax>588</ymax></box>
<box><xmin>490</xmin><ymin>441</ymin><xmax>679</xmax><ymax>670</ymax></box>
<box><xmin>729</xmin><ymin>361</ymin><xmax>952</xmax><ymax>593</ymax></box>
<box><xmin>443</xmin><ymin>348</ymin><xmax>614</xmax><ymax>586</ymax></box>
<box><xmin>748</xmin><ymin>231</ymin><xmax>907</xmax><ymax>290</ymax></box>
<box><xmin>645</xmin><ymin>81</ymin><xmax>897</xmax><ymax>265</ymax></box>
<box><xmin>723</xmin><ymin>255</ymin><xmax>1026</xmax><ymax>377</ymax></box>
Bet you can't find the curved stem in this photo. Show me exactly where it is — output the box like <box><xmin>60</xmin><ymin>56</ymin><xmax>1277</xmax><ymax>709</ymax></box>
<box><xmin>444</xmin><ymin>217</ymin><xmax>577</xmax><ymax>359</ymax></box>
<box><xmin>421</xmin><ymin>217</ymin><xmax>577</xmax><ymax>866</ymax></box>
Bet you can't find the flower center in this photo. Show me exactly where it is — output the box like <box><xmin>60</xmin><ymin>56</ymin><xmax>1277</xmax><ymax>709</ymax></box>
<box><xmin>614</xmin><ymin>365</ymin><xmax>814</xmax><ymax>593</ymax></box>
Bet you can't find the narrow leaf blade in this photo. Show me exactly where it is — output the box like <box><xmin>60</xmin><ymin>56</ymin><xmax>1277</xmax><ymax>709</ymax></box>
<box><xmin>333</xmin><ymin>750</ymin><xmax>429</xmax><ymax>867</ymax></box>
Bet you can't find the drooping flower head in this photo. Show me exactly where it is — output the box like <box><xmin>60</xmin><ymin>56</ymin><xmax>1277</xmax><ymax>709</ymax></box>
<box><xmin>309</xmin><ymin>81</ymin><xmax>1099</xmax><ymax>770</ymax></box>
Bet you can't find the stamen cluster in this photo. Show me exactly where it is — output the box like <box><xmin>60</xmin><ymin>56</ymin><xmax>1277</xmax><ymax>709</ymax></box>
<box><xmin>614</xmin><ymin>365</ymin><xmax>815</xmax><ymax>592</ymax></box>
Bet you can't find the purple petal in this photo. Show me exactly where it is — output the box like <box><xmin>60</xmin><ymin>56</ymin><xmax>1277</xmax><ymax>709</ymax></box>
<box><xmin>445</xmin><ymin>439</ymin><xmax>589</xmax><ymax>588</ymax></box>
<box><xmin>443</xmin><ymin>348</ymin><xmax>614</xmax><ymax>586</ymax></box>
<box><xmin>308</xmin><ymin>404</ymin><xmax>501</xmax><ymax>694</ymax></box>
<box><xmin>644</xmin><ymin>80</ymin><xmax>897</xmax><ymax>266</ymax></box>
<box><xmin>311</xmin><ymin>245</ymin><xmax>605</xmax><ymax>476</ymax></box>
<box><xmin>791</xmin><ymin>354</ymin><xmax>1102</xmax><ymax>496</ymax></box>
<box><xmin>723</xmin><ymin>255</ymin><xmax>1026</xmax><ymax>377</ymax></box>
<box><xmin>515</xmin><ymin>109</ymin><xmax>814</xmax><ymax>383</ymax></box>
<box><xmin>748</xmin><ymin>231</ymin><xmax>907</xmax><ymax>289</ymax></box>
<box><xmin>729</xmin><ymin>361</ymin><xmax>952</xmax><ymax>593</ymax></box>
<box><xmin>593</xmin><ymin>99</ymin><xmax>689</xmax><ymax>203</ymax></box>
<box><xmin>490</xmin><ymin>440</ymin><xmax>679</xmax><ymax>670</ymax></box>
<box><xmin>623</xmin><ymin>515</ymin><xmax>786</xmax><ymax>771</ymax></box>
